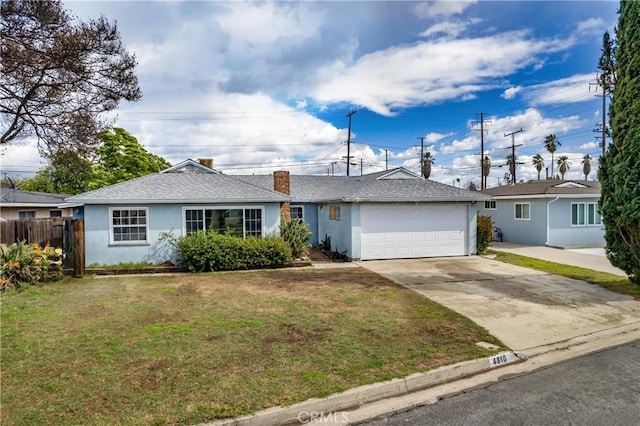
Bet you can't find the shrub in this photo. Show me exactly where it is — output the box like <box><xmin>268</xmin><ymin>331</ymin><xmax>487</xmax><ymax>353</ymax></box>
<box><xmin>477</xmin><ymin>215</ymin><xmax>494</xmax><ymax>254</ymax></box>
<box><xmin>280</xmin><ymin>218</ymin><xmax>312</xmax><ymax>259</ymax></box>
<box><xmin>1</xmin><ymin>242</ymin><xmax>64</xmax><ymax>292</ymax></box>
<box><xmin>176</xmin><ymin>231</ymin><xmax>292</xmax><ymax>272</ymax></box>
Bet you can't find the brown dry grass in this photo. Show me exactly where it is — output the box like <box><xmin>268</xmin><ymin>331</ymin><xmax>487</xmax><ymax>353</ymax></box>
<box><xmin>1</xmin><ymin>267</ymin><xmax>503</xmax><ymax>425</ymax></box>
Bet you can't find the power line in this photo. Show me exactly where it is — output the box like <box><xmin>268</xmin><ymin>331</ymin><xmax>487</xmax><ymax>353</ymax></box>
<box><xmin>504</xmin><ymin>128</ymin><xmax>523</xmax><ymax>184</ymax></box>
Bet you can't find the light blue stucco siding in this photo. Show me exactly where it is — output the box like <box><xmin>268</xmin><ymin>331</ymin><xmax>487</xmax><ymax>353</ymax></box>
<box><xmin>482</xmin><ymin>199</ymin><xmax>548</xmax><ymax>245</ymax></box>
<box><xmin>84</xmin><ymin>203</ymin><xmax>281</xmax><ymax>266</ymax></box>
<box><xmin>547</xmin><ymin>197</ymin><xmax>605</xmax><ymax>247</ymax></box>
<box><xmin>317</xmin><ymin>203</ymin><xmax>353</xmax><ymax>257</ymax></box>
<box><xmin>298</xmin><ymin>203</ymin><xmax>319</xmax><ymax>245</ymax></box>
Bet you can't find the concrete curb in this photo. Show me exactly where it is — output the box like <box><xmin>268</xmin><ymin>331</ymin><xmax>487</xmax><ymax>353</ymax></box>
<box><xmin>201</xmin><ymin>351</ymin><xmax>523</xmax><ymax>426</ymax></box>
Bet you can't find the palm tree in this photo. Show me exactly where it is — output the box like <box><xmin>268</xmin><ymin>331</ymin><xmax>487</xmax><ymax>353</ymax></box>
<box><xmin>532</xmin><ymin>154</ymin><xmax>544</xmax><ymax>180</ymax></box>
<box><xmin>482</xmin><ymin>155</ymin><xmax>491</xmax><ymax>188</ymax></box>
<box><xmin>544</xmin><ymin>134</ymin><xmax>561</xmax><ymax>177</ymax></box>
<box><xmin>557</xmin><ymin>155</ymin><xmax>571</xmax><ymax>180</ymax></box>
<box><xmin>581</xmin><ymin>154</ymin><xmax>592</xmax><ymax>180</ymax></box>
<box><xmin>422</xmin><ymin>152</ymin><xmax>435</xmax><ymax>179</ymax></box>
<box><xmin>506</xmin><ymin>153</ymin><xmax>516</xmax><ymax>183</ymax></box>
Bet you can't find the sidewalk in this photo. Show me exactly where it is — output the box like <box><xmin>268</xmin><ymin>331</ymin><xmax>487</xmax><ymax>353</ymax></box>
<box><xmin>490</xmin><ymin>242</ymin><xmax>627</xmax><ymax>276</ymax></box>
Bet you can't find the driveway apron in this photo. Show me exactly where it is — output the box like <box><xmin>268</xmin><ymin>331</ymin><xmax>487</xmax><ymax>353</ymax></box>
<box><xmin>358</xmin><ymin>257</ymin><xmax>640</xmax><ymax>352</ymax></box>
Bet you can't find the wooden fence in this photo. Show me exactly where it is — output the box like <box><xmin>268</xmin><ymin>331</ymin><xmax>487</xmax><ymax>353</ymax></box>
<box><xmin>1</xmin><ymin>218</ymin><xmax>85</xmax><ymax>276</ymax></box>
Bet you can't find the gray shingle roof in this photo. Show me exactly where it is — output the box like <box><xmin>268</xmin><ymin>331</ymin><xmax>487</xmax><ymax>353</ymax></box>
<box><xmin>481</xmin><ymin>180</ymin><xmax>601</xmax><ymax>197</ymax></box>
<box><xmin>1</xmin><ymin>188</ymin><xmax>69</xmax><ymax>205</ymax></box>
<box><xmin>66</xmin><ymin>166</ymin><xmax>489</xmax><ymax>205</ymax></box>
<box><xmin>237</xmin><ymin>168</ymin><xmax>489</xmax><ymax>203</ymax></box>
<box><xmin>66</xmin><ymin>173</ymin><xmax>290</xmax><ymax>204</ymax></box>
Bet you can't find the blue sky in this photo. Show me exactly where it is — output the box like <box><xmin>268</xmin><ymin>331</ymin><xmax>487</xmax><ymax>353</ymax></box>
<box><xmin>0</xmin><ymin>0</ymin><xmax>619</xmax><ymax>187</ymax></box>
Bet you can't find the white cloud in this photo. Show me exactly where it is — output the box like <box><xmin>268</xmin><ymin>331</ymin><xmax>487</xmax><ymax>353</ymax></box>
<box><xmin>575</xmin><ymin>18</ymin><xmax>607</xmax><ymax>36</ymax></box>
<box><xmin>310</xmin><ymin>31</ymin><xmax>574</xmax><ymax>115</ymax></box>
<box><xmin>580</xmin><ymin>141</ymin><xmax>599</xmax><ymax>150</ymax></box>
<box><xmin>440</xmin><ymin>136</ymin><xmax>477</xmax><ymax>154</ymax></box>
<box><xmin>413</xmin><ymin>1</ymin><xmax>477</xmax><ymax>19</ymax></box>
<box><xmin>502</xmin><ymin>86</ymin><xmax>522</xmax><ymax>99</ymax></box>
<box><xmin>421</xmin><ymin>21</ymin><xmax>467</xmax><ymax>38</ymax></box>
<box><xmin>522</xmin><ymin>73</ymin><xmax>597</xmax><ymax>106</ymax></box>
<box><xmin>424</xmin><ymin>132</ymin><xmax>452</xmax><ymax>143</ymax></box>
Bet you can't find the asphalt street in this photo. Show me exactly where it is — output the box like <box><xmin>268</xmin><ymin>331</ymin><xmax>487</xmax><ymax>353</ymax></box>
<box><xmin>357</xmin><ymin>340</ymin><xmax>640</xmax><ymax>426</ymax></box>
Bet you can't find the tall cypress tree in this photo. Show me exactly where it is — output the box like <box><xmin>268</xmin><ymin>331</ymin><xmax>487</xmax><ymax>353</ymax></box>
<box><xmin>599</xmin><ymin>0</ymin><xmax>640</xmax><ymax>283</ymax></box>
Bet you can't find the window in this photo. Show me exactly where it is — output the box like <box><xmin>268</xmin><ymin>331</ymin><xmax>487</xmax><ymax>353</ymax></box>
<box><xmin>184</xmin><ymin>207</ymin><xmax>263</xmax><ymax>238</ymax></box>
<box><xmin>484</xmin><ymin>200</ymin><xmax>496</xmax><ymax>210</ymax></box>
<box><xmin>514</xmin><ymin>203</ymin><xmax>530</xmax><ymax>220</ymax></box>
<box><xmin>571</xmin><ymin>203</ymin><xmax>586</xmax><ymax>226</ymax></box>
<box><xmin>572</xmin><ymin>202</ymin><xmax>601</xmax><ymax>226</ymax></box>
<box><xmin>49</xmin><ymin>210</ymin><xmax>62</xmax><ymax>217</ymax></box>
<box><xmin>290</xmin><ymin>205</ymin><xmax>304</xmax><ymax>220</ymax></box>
<box><xmin>18</xmin><ymin>211</ymin><xmax>36</xmax><ymax>219</ymax></box>
<box><xmin>329</xmin><ymin>205</ymin><xmax>341</xmax><ymax>220</ymax></box>
<box><xmin>587</xmin><ymin>203</ymin><xmax>602</xmax><ymax>225</ymax></box>
<box><xmin>110</xmin><ymin>208</ymin><xmax>148</xmax><ymax>244</ymax></box>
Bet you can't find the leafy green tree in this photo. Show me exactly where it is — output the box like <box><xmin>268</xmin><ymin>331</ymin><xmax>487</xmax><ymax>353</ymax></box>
<box><xmin>556</xmin><ymin>155</ymin><xmax>570</xmax><ymax>180</ymax></box>
<box><xmin>544</xmin><ymin>134</ymin><xmax>561</xmax><ymax>177</ymax></box>
<box><xmin>532</xmin><ymin>154</ymin><xmax>544</xmax><ymax>180</ymax></box>
<box><xmin>599</xmin><ymin>1</ymin><xmax>640</xmax><ymax>284</ymax></box>
<box><xmin>89</xmin><ymin>128</ymin><xmax>171</xmax><ymax>189</ymax></box>
<box><xmin>1</xmin><ymin>0</ymin><xmax>141</xmax><ymax>153</ymax></box>
<box><xmin>21</xmin><ymin>149</ymin><xmax>92</xmax><ymax>194</ymax></box>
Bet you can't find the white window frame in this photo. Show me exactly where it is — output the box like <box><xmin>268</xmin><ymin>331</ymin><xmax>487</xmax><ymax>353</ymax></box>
<box><xmin>571</xmin><ymin>202</ymin><xmax>586</xmax><ymax>226</ymax></box>
<box><xmin>587</xmin><ymin>202</ymin><xmax>602</xmax><ymax>226</ymax></box>
<box><xmin>514</xmin><ymin>203</ymin><xmax>530</xmax><ymax>220</ymax></box>
<box><xmin>181</xmin><ymin>206</ymin><xmax>265</xmax><ymax>238</ymax></box>
<box><xmin>329</xmin><ymin>205</ymin><xmax>341</xmax><ymax>221</ymax></box>
<box><xmin>484</xmin><ymin>200</ymin><xmax>497</xmax><ymax>210</ymax></box>
<box><xmin>109</xmin><ymin>207</ymin><xmax>149</xmax><ymax>245</ymax></box>
<box><xmin>290</xmin><ymin>205</ymin><xmax>304</xmax><ymax>221</ymax></box>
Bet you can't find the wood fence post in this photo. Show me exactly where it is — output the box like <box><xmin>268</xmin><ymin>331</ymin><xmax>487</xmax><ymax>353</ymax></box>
<box><xmin>73</xmin><ymin>219</ymin><xmax>85</xmax><ymax>278</ymax></box>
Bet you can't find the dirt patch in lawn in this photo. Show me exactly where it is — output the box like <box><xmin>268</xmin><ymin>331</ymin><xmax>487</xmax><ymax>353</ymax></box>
<box><xmin>1</xmin><ymin>267</ymin><xmax>503</xmax><ymax>426</ymax></box>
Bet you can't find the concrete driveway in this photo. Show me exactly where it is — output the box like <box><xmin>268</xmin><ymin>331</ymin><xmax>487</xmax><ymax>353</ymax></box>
<box><xmin>359</xmin><ymin>257</ymin><xmax>640</xmax><ymax>352</ymax></box>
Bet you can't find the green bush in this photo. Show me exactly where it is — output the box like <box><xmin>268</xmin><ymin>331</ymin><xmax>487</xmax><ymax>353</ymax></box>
<box><xmin>176</xmin><ymin>231</ymin><xmax>292</xmax><ymax>272</ymax></box>
<box><xmin>1</xmin><ymin>242</ymin><xmax>64</xmax><ymax>292</ymax></box>
<box><xmin>280</xmin><ymin>218</ymin><xmax>312</xmax><ymax>259</ymax></box>
<box><xmin>477</xmin><ymin>215</ymin><xmax>494</xmax><ymax>254</ymax></box>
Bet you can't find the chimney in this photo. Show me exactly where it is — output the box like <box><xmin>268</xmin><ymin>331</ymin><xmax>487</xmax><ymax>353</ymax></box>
<box><xmin>198</xmin><ymin>158</ymin><xmax>214</xmax><ymax>169</ymax></box>
<box><xmin>273</xmin><ymin>170</ymin><xmax>291</xmax><ymax>222</ymax></box>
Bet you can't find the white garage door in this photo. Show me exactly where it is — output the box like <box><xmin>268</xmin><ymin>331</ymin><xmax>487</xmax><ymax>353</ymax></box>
<box><xmin>360</xmin><ymin>204</ymin><xmax>467</xmax><ymax>260</ymax></box>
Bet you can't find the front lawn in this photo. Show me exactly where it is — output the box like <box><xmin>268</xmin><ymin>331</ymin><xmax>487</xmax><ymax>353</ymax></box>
<box><xmin>489</xmin><ymin>250</ymin><xmax>640</xmax><ymax>298</ymax></box>
<box><xmin>1</xmin><ymin>268</ymin><xmax>502</xmax><ymax>425</ymax></box>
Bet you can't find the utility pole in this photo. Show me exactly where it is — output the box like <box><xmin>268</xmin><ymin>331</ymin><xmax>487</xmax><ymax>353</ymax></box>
<box><xmin>360</xmin><ymin>158</ymin><xmax>364</xmax><ymax>176</ymax></box>
<box><xmin>384</xmin><ymin>150</ymin><xmax>388</xmax><ymax>170</ymax></box>
<box><xmin>504</xmin><ymin>128</ymin><xmax>523</xmax><ymax>184</ymax></box>
<box><xmin>417</xmin><ymin>136</ymin><xmax>425</xmax><ymax>175</ymax></box>
<box><xmin>590</xmin><ymin>76</ymin><xmax>611</xmax><ymax>157</ymax></box>
<box><xmin>330</xmin><ymin>161</ymin><xmax>337</xmax><ymax>176</ymax></box>
<box><xmin>472</xmin><ymin>113</ymin><xmax>491</xmax><ymax>189</ymax></box>
<box><xmin>345</xmin><ymin>109</ymin><xmax>357</xmax><ymax>176</ymax></box>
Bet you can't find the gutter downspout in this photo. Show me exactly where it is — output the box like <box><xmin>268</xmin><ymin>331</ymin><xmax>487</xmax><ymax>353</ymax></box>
<box><xmin>546</xmin><ymin>196</ymin><xmax>559</xmax><ymax>246</ymax></box>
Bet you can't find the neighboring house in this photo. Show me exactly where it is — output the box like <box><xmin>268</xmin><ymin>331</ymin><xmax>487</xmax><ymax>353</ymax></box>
<box><xmin>66</xmin><ymin>159</ymin><xmax>489</xmax><ymax>266</ymax></box>
<box><xmin>480</xmin><ymin>180</ymin><xmax>604</xmax><ymax>248</ymax></box>
<box><xmin>0</xmin><ymin>188</ymin><xmax>72</xmax><ymax>220</ymax></box>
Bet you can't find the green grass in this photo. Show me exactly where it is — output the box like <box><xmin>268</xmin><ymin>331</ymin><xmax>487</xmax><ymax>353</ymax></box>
<box><xmin>87</xmin><ymin>261</ymin><xmax>156</xmax><ymax>269</ymax></box>
<box><xmin>0</xmin><ymin>268</ymin><xmax>503</xmax><ymax>425</ymax></box>
<box><xmin>488</xmin><ymin>250</ymin><xmax>640</xmax><ymax>298</ymax></box>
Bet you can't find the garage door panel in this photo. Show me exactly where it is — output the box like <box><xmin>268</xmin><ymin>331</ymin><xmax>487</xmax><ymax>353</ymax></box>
<box><xmin>361</xmin><ymin>205</ymin><xmax>466</xmax><ymax>260</ymax></box>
